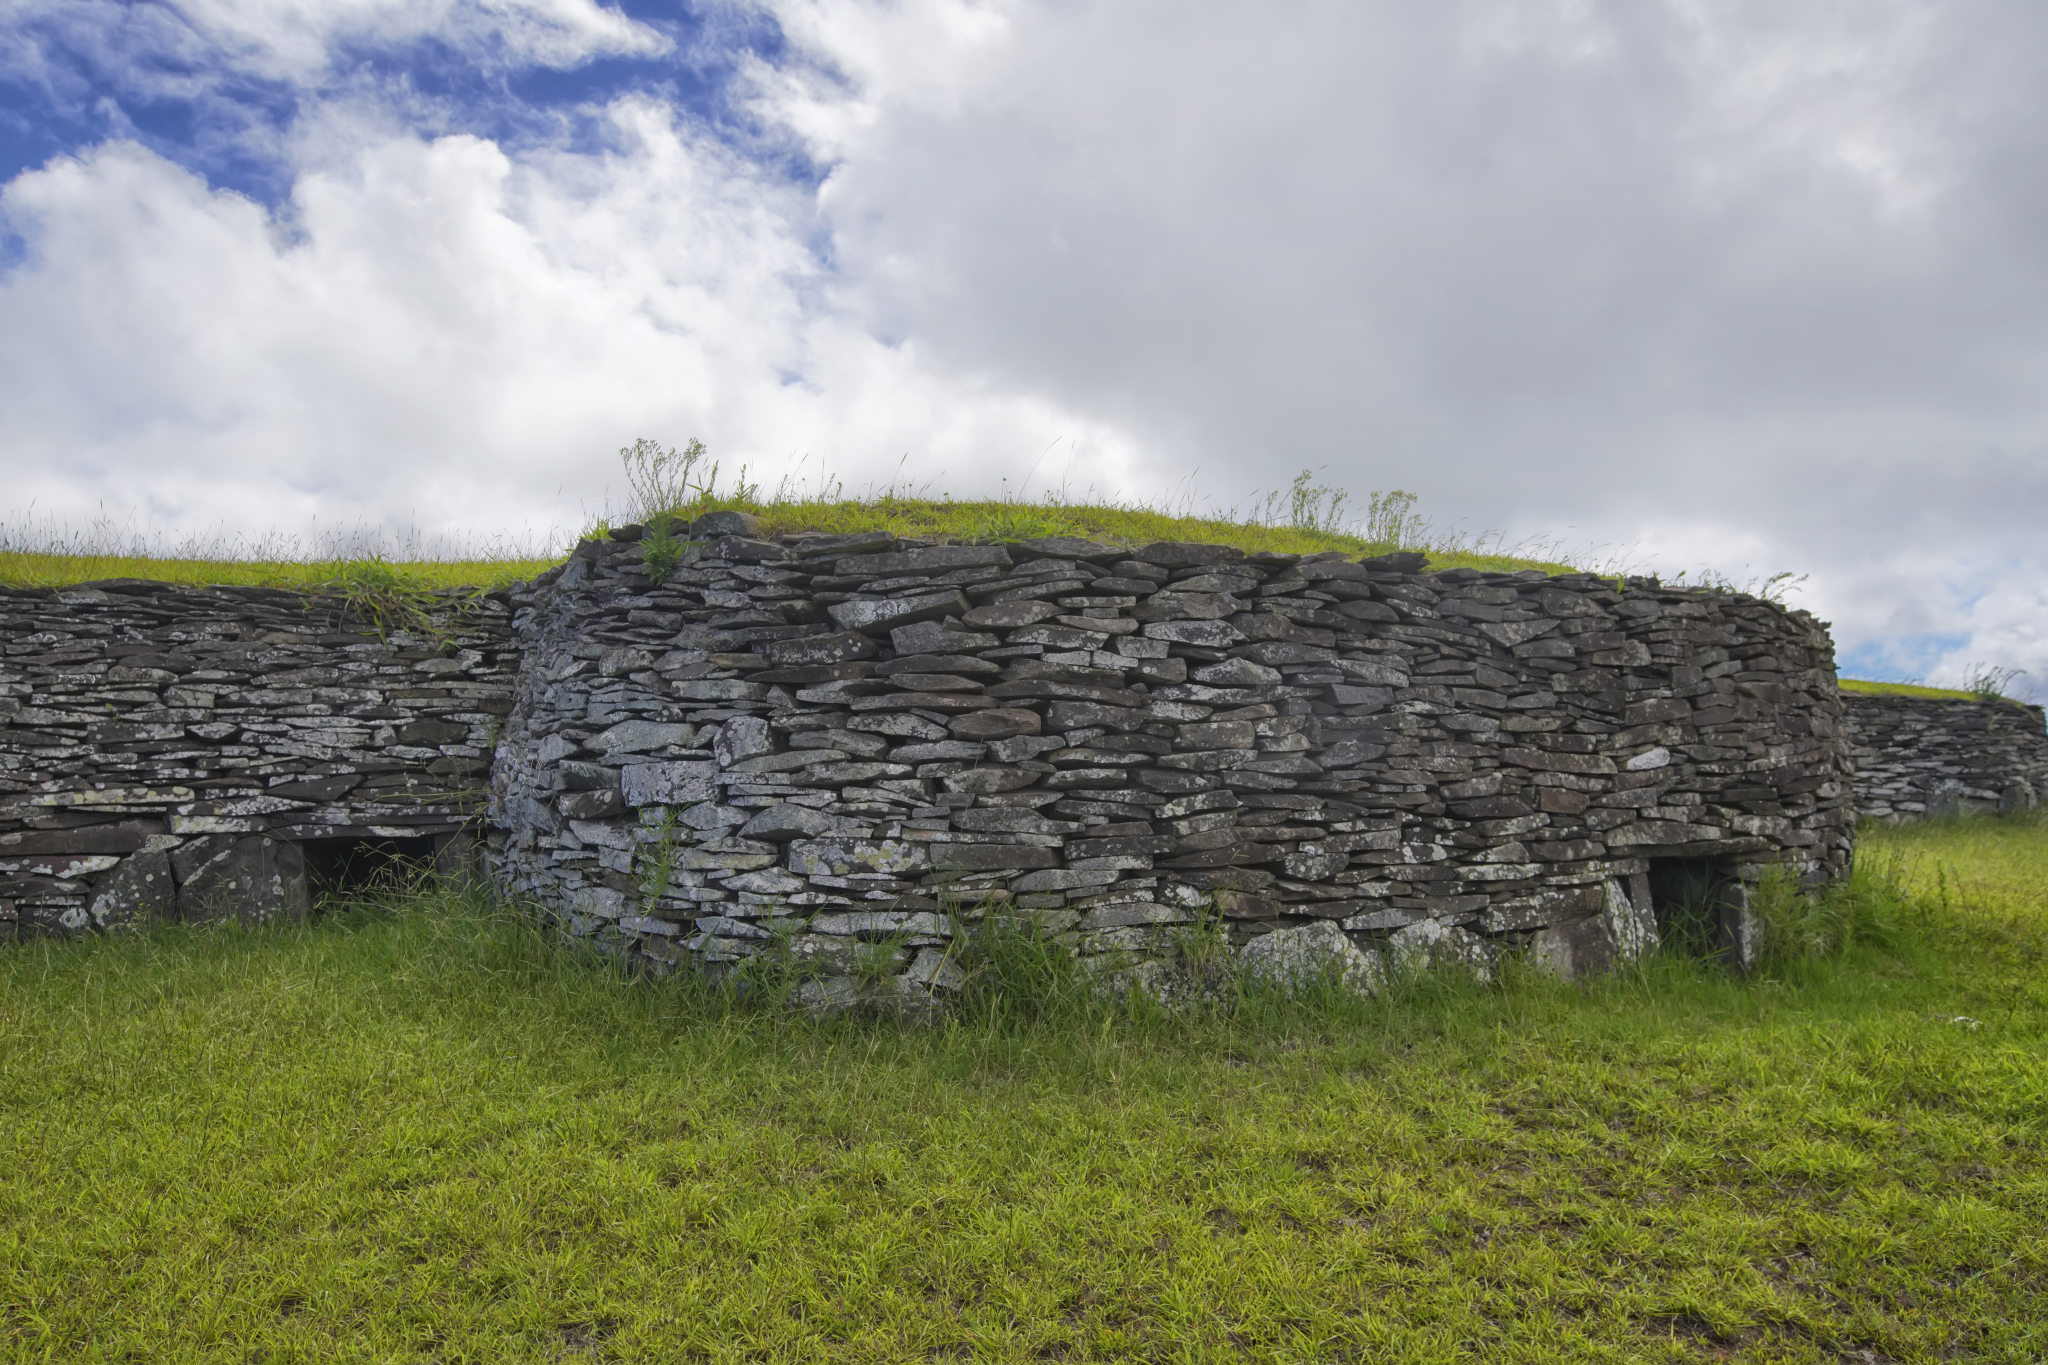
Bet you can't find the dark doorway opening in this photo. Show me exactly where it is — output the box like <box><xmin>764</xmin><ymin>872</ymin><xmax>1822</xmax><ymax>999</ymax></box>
<box><xmin>1646</xmin><ymin>856</ymin><xmax>1742</xmax><ymax>961</ymax></box>
<box><xmin>303</xmin><ymin>835</ymin><xmax>440</xmax><ymax>903</ymax></box>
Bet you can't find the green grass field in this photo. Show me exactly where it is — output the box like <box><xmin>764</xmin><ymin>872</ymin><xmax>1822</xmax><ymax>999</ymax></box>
<box><xmin>2</xmin><ymin>816</ymin><xmax>2043</xmax><ymax>1362</ymax></box>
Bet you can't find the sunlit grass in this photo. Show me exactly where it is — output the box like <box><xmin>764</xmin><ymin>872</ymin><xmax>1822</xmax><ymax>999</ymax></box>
<box><xmin>744</xmin><ymin>494</ymin><xmax>1574</xmax><ymax>574</ymax></box>
<box><xmin>2</xmin><ymin>458</ymin><xmax>1582</xmax><ymax>590</ymax></box>
<box><xmin>1838</xmin><ymin>678</ymin><xmax>1981</xmax><ymax>702</ymax></box>
<box><xmin>0</xmin><ymin>495</ymin><xmax>1570</xmax><ymax>590</ymax></box>
<box><xmin>0</xmin><ymin>551</ymin><xmax>554</xmax><ymax>592</ymax></box>
<box><xmin>2</xmin><ymin>817</ymin><xmax>2044</xmax><ymax>1360</ymax></box>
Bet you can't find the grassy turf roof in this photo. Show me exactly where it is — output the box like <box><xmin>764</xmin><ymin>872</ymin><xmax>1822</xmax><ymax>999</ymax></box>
<box><xmin>1837</xmin><ymin>678</ymin><xmax>2009</xmax><ymax>703</ymax></box>
<box><xmin>0</xmin><ymin>497</ymin><xmax>1576</xmax><ymax>591</ymax></box>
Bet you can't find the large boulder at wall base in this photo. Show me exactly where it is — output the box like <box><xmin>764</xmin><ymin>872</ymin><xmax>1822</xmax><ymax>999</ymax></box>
<box><xmin>1239</xmin><ymin>922</ymin><xmax>1385</xmax><ymax>996</ymax></box>
<box><xmin>87</xmin><ymin>850</ymin><xmax>176</xmax><ymax>933</ymax></box>
<box><xmin>172</xmin><ymin>835</ymin><xmax>310</xmax><ymax>926</ymax></box>
<box><xmin>1389</xmin><ymin>919</ymin><xmax>1496</xmax><ymax>983</ymax></box>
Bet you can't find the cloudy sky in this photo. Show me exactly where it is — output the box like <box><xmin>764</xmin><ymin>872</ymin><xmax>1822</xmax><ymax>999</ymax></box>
<box><xmin>1</xmin><ymin>0</ymin><xmax>2043</xmax><ymax>693</ymax></box>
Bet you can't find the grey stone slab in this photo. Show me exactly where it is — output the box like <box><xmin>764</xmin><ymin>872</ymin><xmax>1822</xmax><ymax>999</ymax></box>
<box><xmin>836</xmin><ymin>547</ymin><xmax>1012</xmax><ymax>577</ymax></box>
<box><xmin>740</xmin><ymin>804</ymin><xmax>867</xmax><ymax>841</ymax></box>
<box><xmin>1142</xmin><ymin>620</ymin><xmax>1247</xmax><ymax>648</ymax></box>
<box><xmin>174</xmin><ymin>834</ymin><xmax>309</xmax><ymax>927</ymax></box>
<box><xmin>86</xmin><ymin>850</ymin><xmax>175</xmax><ymax>932</ymax></box>
<box><xmin>595</xmin><ymin>719</ymin><xmax>697</xmax><ymax>754</ymax></box>
<box><xmin>620</xmin><ymin>761</ymin><xmax>717</xmax><ymax>807</ymax></box>
<box><xmin>1240</xmin><ymin>922</ymin><xmax>1383</xmax><ymax>995</ymax></box>
<box><xmin>827</xmin><ymin>591</ymin><xmax>974</xmax><ymax>635</ymax></box>
<box><xmin>763</xmin><ymin>631</ymin><xmax>879</xmax><ymax>666</ymax></box>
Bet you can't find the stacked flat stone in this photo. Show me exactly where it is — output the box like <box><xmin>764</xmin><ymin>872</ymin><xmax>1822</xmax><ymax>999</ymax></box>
<box><xmin>0</xmin><ymin>582</ymin><xmax>515</xmax><ymax>940</ymax></box>
<box><xmin>1845</xmin><ymin>693</ymin><xmax>2048</xmax><ymax>821</ymax></box>
<box><xmin>491</xmin><ymin>531</ymin><xmax>1854</xmax><ymax>1004</ymax></box>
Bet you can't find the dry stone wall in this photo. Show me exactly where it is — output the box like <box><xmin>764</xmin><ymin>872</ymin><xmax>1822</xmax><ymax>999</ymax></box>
<box><xmin>1845</xmin><ymin>693</ymin><xmax>2048</xmax><ymax>821</ymax></box>
<box><xmin>0</xmin><ymin>533</ymin><xmax>1863</xmax><ymax>1000</ymax></box>
<box><xmin>0</xmin><ymin>581</ymin><xmax>515</xmax><ymax>941</ymax></box>
<box><xmin>490</xmin><ymin>530</ymin><xmax>1854</xmax><ymax>1006</ymax></box>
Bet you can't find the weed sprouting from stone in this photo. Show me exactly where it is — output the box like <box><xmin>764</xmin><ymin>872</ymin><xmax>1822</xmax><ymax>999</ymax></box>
<box><xmin>621</xmin><ymin>437</ymin><xmax>715</xmax><ymax>522</ymax></box>
<box><xmin>309</xmin><ymin>555</ymin><xmax>481</xmax><ymax>644</ymax></box>
<box><xmin>635</xmin><ymin>807</ymin><xmax>681</xmax><ymax>912</ymax></box>
<box><xmin>1254</xmin><ymin>468</ymin><xmax>1353</xmax><ymax>535</ymax></box>
<box><xmin>1752</xmin><ymin>569</ymin><xmax>1810</xmax><ymax>605</ymax></box>
<box><xmin>616</xmin><ymin>437</ymin><xmax>763</xmax><ymax>583</ymax></box>
<box><xmin>1290</xmin><ymin>469</ymin><xmax>1351</xmax><ymax>533</ymax></box>
<box><xmin>1963</xmin><ymin>663</ymin><xmax>2028</xmax><ymax>701</ymax></box>
<box><xmin>637</xmin><ymin>517</ymin><xmax>688</xmax><ymax>584</ymax></box>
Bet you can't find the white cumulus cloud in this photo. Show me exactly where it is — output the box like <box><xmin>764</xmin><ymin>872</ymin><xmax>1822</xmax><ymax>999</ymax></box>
<box><xmin>0</xmin><ymin>103</ymin><xmax>1140</xmax><ymax>548</ymax></box>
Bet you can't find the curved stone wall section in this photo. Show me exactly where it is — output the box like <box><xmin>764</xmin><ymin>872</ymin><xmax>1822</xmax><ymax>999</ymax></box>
<box><xmin>490</xmin><ymin>532</ymin><xmax>1853</xmax><ymax>1003</ymax></box>
<box><xmin>0</xmin><ymin>582</ymin><xmax>515</xmax><ymax>941</ymax></box>
<box><xmin>1845</xmin><ymin>694</ymin><xmax>2048</xmax><ymax>821</ymax></box>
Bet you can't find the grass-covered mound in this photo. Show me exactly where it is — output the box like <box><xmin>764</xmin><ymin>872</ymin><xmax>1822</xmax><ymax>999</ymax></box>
<box><xmin>725</xmin><ymin>494</ymin><xmax>1570</xmax><ymax>575</ymax></box>
<box><xmin>0</xmin><ymin>494</ymin><xmax>1567</xmax><ymax>590</ymax></box>
<box><xmin>1839</xmin><ymin>678</ymin><xmax>2022</xmax><ymax>704</ymax></box>
<box><xmin>0</xmin><ymin>552</ymin><xmax>552</xmax><ymax>593</ymax></box>
<box><xmin>2</xmin><ymin>816</ymin><xmax>2042</xmax><ymax>1359</ymax></box>
<box><xmin>0</xmin><ymin>456</ymin><xmax>1573</xmax><ymax>590</ymax></box>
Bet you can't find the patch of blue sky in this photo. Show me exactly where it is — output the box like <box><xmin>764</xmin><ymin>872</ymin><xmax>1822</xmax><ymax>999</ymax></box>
<box><xmin>3</xmin><ymin>1</ymin><xmax>287</xmax><ymax>193</ymax></box>
<box><xmin>0</xmin><ymin>0</ymin><xmax>803</xmax><ymax>207</ymax></box>
<box><xmin>1838</xmin><ymin>633</ymin><xmax>1970</xmax><ymax>684</ymax></box>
